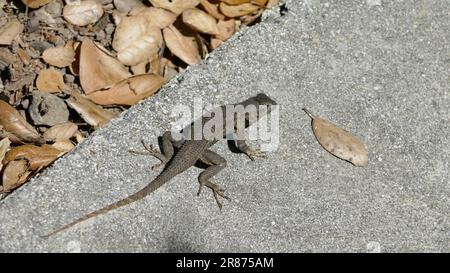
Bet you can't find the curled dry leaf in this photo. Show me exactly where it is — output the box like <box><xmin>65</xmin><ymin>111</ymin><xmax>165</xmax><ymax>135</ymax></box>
<box><xmin>199</xmin><ymin>0</ymin><xmax>225</xmax><ymax>20</ymax></box>
<box><xmin>215</xmin><ymin>19</ymin><xmax>236</xmax><ymax>41</ymax></box>
<box><xmin>303</xmin><ymin>108</ymin><xmax>369</xmax><ymax>167</ymax></box>
<box><xmin>241</xmin><ymin>8</ymin><xmax>264</xmax><ymax>25</ymax></box>
<box><xmin>51</xmin><ymin>139</ymin><xmax>75</xmax><ymax>152</ymax></box>
<box><xmin>87</xmin><ymin>74</ymin><xmax>165</xmax><ymax>105</ymax></box>
<box><xmin>159</xmin><ymin>57</ymin><xmax>178</xmax><ymax>81</ymax></box>
<box><xmin>43</xmin><ymin>122</ymin><xmax>78</xmax><ymax>142</ymax></box>
<box><xmin>36</xmin><ymin>69</ymin><xmax>66</xmax><ymax>93</ymax></box>
<box><xmin>266</xmin><ymin>0</ymin><xmax>280</xmax><ymax>8</ymax></box>
<box><xmin>42</xmin><ymin>45</ymin><xmax>76</xmax><ymax>68</ymax></box>
<box><xmin>254</xmin><ymin>0</ymin><xmax>270</xmax><ymax>6</ymax></box>
<box><xmin>131</xmin><ymin>61</ymin><xmax>149</xmax><ymax>75</ymax></box>
<box><xmin>3</xmin><ymin>144</ymin><xmax>62</xmax><ymax>171</ymax></box>
<box><xmin>219</xmin><ymin>2</ymin><xmax>260</xmax><ymax>17</ymax></box>
<box><xmin>113</xmin><ymin>8</ymin><xmax>176</xmax><ymax>66</ymax></box>
<box><xmin>0</xmin><ymin>137</ymin><xmax>11</xmax><ymax>169</ymax></box>
<box><xmin>16</xmin><ymin>48</ymin><xmax>31</xmax><ymax>65</ymax></box>
<box><xmin>69</xmin><ymin>41</ymin><xmax>81</xmax><ymax>75</ymax></box>
<box><xmin>114</xmin><ymin>23</ymin><xmax>162</xmax><ymax>66</ymax></box>
<box><xmin>210</xmin><ymin>38</ymin><xmax>223</xmax><ymax>50</ymax></box>
<box><xmin>129</xmin><ymin>7</ymin><xmax>177</xmax><ymax>29</ymax></box>
<box><xmin>63</xmin><ymin>0</ymin><xmax>104</xmax><ymax>26</ymax></box>
<box><xmin>74</xmin><ymin>131</ymin><xmax>85</xmax><ymax>144</ymax></box>
<box><xmin>2</xmin><ymin>159</ymin><xmax>31</xmax><ymax>192</ymax></box>
<box><xmin>149</xmin><ymin>0</ymin><xmax>200</xmax><ymax>15</ymax></box>
<box><xmin>0</xmin><ymin>100</ymin><xmax>44</xmax><ymax>144</ymax></box>
<box><xmin>182</xmin><ymin>8</ymin><xmax>219</xmax><ymax>35</ymax></box>
<box><xmin>0</xmin><ymin>19</ymin><xmax>24</xmax><ymax>45</ymax></box>
<box><xmin>21</xmin><ymin>0</ymin><xmax>52</xmax><ymax>8</ymax></box>
<box><xmin>79</xmin><ymin>39</ymin><xmax>131</xmax><ymax>94</ymax></box>
<box><xmin>163</xmin><ymin>25</ymin><xmax>201</xmax><ymax>65</ymax></box>
<box><xmin>114</xmin><ymin>0</ymin><xmax>145</xmax><ymax>13</ymax></box>
<box><xmin>0</xmin><ymin>48</ymin><xmax>16</xmax><ymax>65</ymax></box>
<box><xmin>66</xmin><ymin>90</ymin><xmax>117</xmax><ymax>128</ymax></box>
<box><xmin>220</xmin><ymin>0</ymin><xmax>251</xmax><ymax>4</ymax></box>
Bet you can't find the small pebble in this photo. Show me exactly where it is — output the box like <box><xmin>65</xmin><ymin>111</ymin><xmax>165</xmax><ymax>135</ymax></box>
<box><xmin>64</xmin><ymin>74</ymin><xmax>75</xmax><ymax>83</ymax></box>
<box><xmin>44</xmin><ymin>1</ymin><xmax>63</xmax><ymax>17</ymax></box>
<box><xmin>105</xmin><ymin>23</ymin><xmax>115</xmax><ymax>35</ymax></box>
<box><xmin>95</xmin><ymin>30</ymin><xmax>106</xmax><ymax>41</ymax></box>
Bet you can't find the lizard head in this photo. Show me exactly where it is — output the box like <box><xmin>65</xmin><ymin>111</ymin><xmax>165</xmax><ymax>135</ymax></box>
<box><xmin>253</xmin><ymin>93</ymin><xmax>277</xmax><ymax>107</ymax></box>
<box><xmin>238</xmin><ymin>93</ymin><xmax>277</xmax><ymax>127</ymax></box>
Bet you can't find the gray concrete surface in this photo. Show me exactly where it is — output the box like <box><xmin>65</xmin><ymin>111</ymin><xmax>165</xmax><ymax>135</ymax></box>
<box><xmin>0</xmin><ymin>0</ymin><xmax>449</xmax><ymax>252</ymax></box>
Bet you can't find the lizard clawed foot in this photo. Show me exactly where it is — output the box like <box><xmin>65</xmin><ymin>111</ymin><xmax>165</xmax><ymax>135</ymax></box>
<box><xmin>244</xmin><ymin>148</ymin><xmax>268</xmax><ymax>161</ymax></box>
<box><xmin>129</xmin><ymin>140</ymin><xmax>169</xmax><ymax>171</ymax></box>
<box><xmin>197</xmin><ymin>180</ymin><xmax>230</xmax><ymax>210</ymax></box>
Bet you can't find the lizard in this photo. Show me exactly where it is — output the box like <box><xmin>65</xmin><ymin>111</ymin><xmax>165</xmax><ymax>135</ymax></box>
<box><xmin>43</xmin><ymin>93</ymin><xmax>277</xmax><ymax>237</ymax></box>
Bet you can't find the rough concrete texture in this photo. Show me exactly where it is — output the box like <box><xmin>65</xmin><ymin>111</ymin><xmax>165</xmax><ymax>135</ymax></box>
<box><xmin>0</xmin><ymin>0</ymin><xmax>448</xmax><ymax>252</ymax></box>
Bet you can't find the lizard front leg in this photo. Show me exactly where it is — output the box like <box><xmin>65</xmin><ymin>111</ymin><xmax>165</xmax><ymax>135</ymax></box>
<box><xmin>129</xmin><ymin>131</ymin><xmax>184</xmax><ymax>170</ymax></box>
<box><xmin>235</xmin><ymin>140</ymin><xmax>267</xmax><ymax>161</ymax></box>
<box><xmin>197</xmin><ymin>150</ymin><xmax>230</xmax><ymax>210</ymax></box>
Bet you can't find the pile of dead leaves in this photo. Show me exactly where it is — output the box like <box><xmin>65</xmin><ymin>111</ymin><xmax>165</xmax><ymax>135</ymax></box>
<box><xmin>0</xmin><ymin>0</ymin><xmax>279</xmax><ymax>196</ymax></box>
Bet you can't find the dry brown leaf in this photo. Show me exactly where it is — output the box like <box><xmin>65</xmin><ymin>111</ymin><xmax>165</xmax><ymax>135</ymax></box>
<box><xmin>241</xmin><ymin>7</ymin><xmax>264</xmax><ymax>25</ymax></box>
<box><xmin>266</xmin><ymin>0</ymin><xmax>279</xmax><ymax>8</ymax></box>
<box><xmin>304</xmin><ymin>108</ymin><xmax>369</xmax><ymax>167</ymax></box>
<box><xmin>79</xmin><ymin>39</ymin><xmax>131</xmax><ymax>94</ymax></box>
<box><xmin>113</xmin><ymin>8</ymin><xmax>176</xmax><ymax>66</ymax></box>
<box><xmin>20</xmin><ymin>0</ymin><xmax>51</xmax><ymax>8</ymax></box>
<box><xmin>3</xmin><ymin>144</ymin><xmax>61</xmax><ymax>171</ymax></box>
<box><xmin>149</xmin><ymin>0</ymin><xmax>200</xmax><ymax>15</ymax></box>
<box><xmin>182</xmin><ymin>8</ymin><xmax>219</xmax><ymax>35</ymax></box>
<box><xmin>219</xmin><ymin>2</ymin><xmax>259</xmax><ymax>17</ymax></box>
<box><xmin>113</xmin><ymin>21</ymin><xmax>163</xmax><ymax>66</ymax></box>
<box><xmin>215</xmin><ymin>19</ymin><xmax>236</xmax><ymax>41</ymax></box>
<box><xmin>210</xmin><ymin>37</ymin><xmax>223</xmax><ymax>50</ymax></box>
<box><xmin>51</xmin><ymin>140</ymin><xmax>75</xmax><ymax>153</ymax></box>
<box><xmin>0</xmin><ymin>100</ymin><xmax>44</xmax><ymax>144</ymax></box>
<box><xmin>87</xmin><ymin>74</ymin><xmax>165</xmax><ymax>106</ymax></box>
<box><xmin>0</xmin><ymin>48</ymin><xmax>16</xmax><ymax>65</ymax></box>
<box><xmin>163</xmin><ymin>25</ymin><xmax>201</xmax><ymax>65</ymax></box>
<box><xmin>252</xmin><ymin>0</ymin><xmax>269</xmax><ymax>6</ymax></box>
<box><xmin>66</xmin><ymin>91</ymin><xmax>117</xmax><ymax>128</ymax></box>
<box><xmin>16</xmin><ymin>48</ymin><xmax>31</xmax><ymax>65</ymax></box>
<box><xmin>158</xmin><ymin>57</ymin><xmax>178</xmax><ymax>81</ymax></box>
<box><xmin>42</xmin><ymin>45</ymin><xmax>76</xmax><ymax>68</ymax></box>
<box><xmin>69</xmin><ymin>41</ymin><xmax>81</xmax><ymax>76</ymax></box>
<box><xmin>131</xmin><ymin>61</ymin><xmax>148</xmax><ymax>75</ymax></box>
<box><xmin>129</xmin><ymin>7</ymin><xmax>178</xmax><ymax>29</ymax></box>
<box><xmin>0</xmin><ymin>137</ymin><xmax>11</xmax><ymax>170</ymax></box>
<box><xmin>63</xmin><ymin>0</ymin><xmax>104</xmax><ymax>26</ymax></box>
<box><xmin>1</xmin><ymin>159</ymin><xmax>30</xmax><ymax>192</ymax></box>
<box><xmin>196</xmin><ymin>33</ymin><xmax>209</xmax><ymax>58</ymax></box>
<box><xmin>114</xmin><ymin>0</ymin><xmax>146</xmax><ymax>13</ymax></box>
<box><xmin>43</xmin><ymin>122</ymin><xmax>78</xmax><ymax>142</ymax></box>
<box><xmin>0</xmin><ymin>19</ymin><xmax>24</xmax><ymax>45</ymax></box>
<box><xmin>199</xmin><ymin>0</ymin><xmax>225</xmax><ymax>20</ymax></box>
<box><xmin>220</xmin><ymin>0</ymin><xmax>251</xmax><ymax>4</ymax></box>
<box><xmin>36</xmin><ymin>69</ymin><xmax>66</xmax><ymax>93</ymax></box>
<box><xmin>74</xmin><ymin>131</ymin><xmax>85</xmax><ymax>144</ymax></box>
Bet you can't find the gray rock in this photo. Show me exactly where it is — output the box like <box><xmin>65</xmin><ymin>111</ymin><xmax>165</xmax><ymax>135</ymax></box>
<box><xmin>28</xmin><ymin>91</ymin><xmax>69</xmax><ymax>126</ymax></box>
<box><xmin>44</xmin><ymin>0</ymin><xmax>63</xmax><ymax>17</ymax></box>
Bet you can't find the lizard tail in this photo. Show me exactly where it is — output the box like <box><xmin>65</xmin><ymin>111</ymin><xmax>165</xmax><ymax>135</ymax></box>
<box><xmin>42</xmin><ymin>170</ymin><xmax>175</xmax><ymax>238</ymax></box>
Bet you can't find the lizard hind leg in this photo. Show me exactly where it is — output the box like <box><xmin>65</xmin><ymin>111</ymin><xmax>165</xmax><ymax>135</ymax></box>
<box><xmin>197</xmin><ymin>150</ymin><xmax>230</xmax><ymax>210</ymax></box>
<box><xmin>235</xmin><ymin>140</ymin><xmax>268</xmax><ymax>161</ymax></box>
